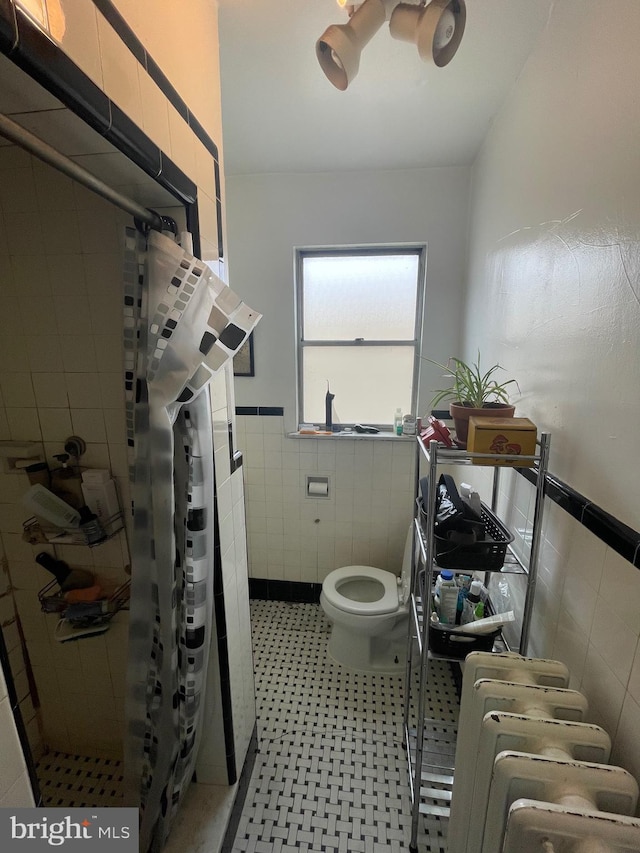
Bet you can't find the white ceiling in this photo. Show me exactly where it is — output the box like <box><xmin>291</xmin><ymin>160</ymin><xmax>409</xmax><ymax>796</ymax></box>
<box><xmin>218</xmin><ymin>0</ymin><xmax>553</xmax><ymax>176</ymax></box>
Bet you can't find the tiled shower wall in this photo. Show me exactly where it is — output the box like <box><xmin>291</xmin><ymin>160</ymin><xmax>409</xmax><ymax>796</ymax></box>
<box><xmin>0</xmin><ymin>145</ymin><xmax>137</xmax><ymax>759</ymax></box>
<box><xmin>0</xmin><ymin>660</ymin><xmax>35</xmax><ymax>807</ymax></box>
<box><xmin>236</xmin><ymin>413</ymin><xmax>416</xmax><ymax>583</ymax></box>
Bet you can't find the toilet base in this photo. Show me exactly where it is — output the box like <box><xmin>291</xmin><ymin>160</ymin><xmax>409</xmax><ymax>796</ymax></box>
<box><xmin>326</xmin><ymin>621</ymin><xmax>415</xmax><ymax>674</ymax></box>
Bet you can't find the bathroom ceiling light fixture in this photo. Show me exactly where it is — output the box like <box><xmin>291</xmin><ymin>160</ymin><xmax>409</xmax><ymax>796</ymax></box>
<box><xmin>316</xmin><ymin>0</ymin><xmax>466</xmax><ymax>89</ymax></box>
<box><xmin>316</xmin><ymin>0</ymin><xmax>387</xmax><ymax>91</ymax></box>
<box><xmin>390</xmin><ymin>0</ymin><xmax>465</xmax><ymax>67</ymax></box>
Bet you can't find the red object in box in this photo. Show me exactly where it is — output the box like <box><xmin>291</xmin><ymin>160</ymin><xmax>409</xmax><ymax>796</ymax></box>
<box><xmin>420</xmin><ymin>416</ymin><xmax>453</xmax><ymax>447</ymax></box>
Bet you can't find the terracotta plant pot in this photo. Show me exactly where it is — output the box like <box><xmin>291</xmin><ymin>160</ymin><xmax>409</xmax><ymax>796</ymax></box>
<box><xmin>449</xmin><ymin>402</ymin><xmax>515</xmax><ymax>447</ymax></box>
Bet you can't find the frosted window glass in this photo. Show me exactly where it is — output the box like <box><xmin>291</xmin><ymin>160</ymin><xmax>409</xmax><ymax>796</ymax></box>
<box><xmin>303</xmin><ymin>346</ymin><xmax>414</xmax><ymax>426</ymax></box>
<box><xmin>303</xmin><ymin>254</ymin><xmax>419</xmax><ymax>340</ymax></box>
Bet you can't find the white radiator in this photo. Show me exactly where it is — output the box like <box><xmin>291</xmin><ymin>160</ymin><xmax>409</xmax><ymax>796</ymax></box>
<box><xmin>449</xmin><ymin>651</ymin><xmax>580</xmax><ymax>853</ymax></box>
<box><xmin>448</xmin><ymin>651</ymin><xmax>640</xmax><ymax>853</ymax></box>
<box><xmin>503</xmin><ymin>799</ymin><xmax>640</xmax><ymax>853</ymax></box>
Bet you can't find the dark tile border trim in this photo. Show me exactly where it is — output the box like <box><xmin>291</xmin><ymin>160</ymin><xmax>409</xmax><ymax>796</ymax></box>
<box><xmin>249</xmin><ymin>578</ymin><xmax>322</xmax><ymax>604</ymax></box>
<box><xmin>236</xmin><ymin>406</ymin><xmax>285</xmax><ymax>417</ymax></box>
<box><xmin>220</xmin><ymin>725</ymin><xmax>258</xmax><ymax>853</ymax></box>
<box><xmin>90</xmin><ymin>0</ymin><xmax>219</xmax><ymax>162</ymax></box>
<box><xmin>3</xmin><ymin>6</ymin><xmax>198</xmax><ymax>208</ymax></box>
<box><xmin>212</xmin><ymin>494</ymin><xmax>237</xmax><ymax>785</ymax></box>
<box><xmin>515</xmin><ymin>468</ymin><xmax>640</xmax><ymax>569</ymax></box>
<box><xmin>236</xmin><ymin>405</ymin><xmax>640</xmax><ymax>567</ymax></box>
<box><xmin>228</xmin><ymin>419</ymin><xmax>243</xmax><ymax>474</ymax></box>
<box><xmin>0</xmin><ymin>0</ymin><xmax>18</xmax><ymax>54</ymax></box>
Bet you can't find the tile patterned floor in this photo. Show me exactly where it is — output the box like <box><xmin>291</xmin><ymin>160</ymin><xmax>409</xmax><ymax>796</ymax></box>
<box><xmin>36</xmin><ymin>751</ymin><xmax>124</xmax><ymax>808</ymax></box>
<box><xmin>232</xmin><ymin>600</ymin><xmax>460</xmax><ymax>853</ymax></box>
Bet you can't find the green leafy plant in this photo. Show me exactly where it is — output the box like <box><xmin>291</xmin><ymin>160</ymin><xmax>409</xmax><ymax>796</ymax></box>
<box><xmin>427</xmin><ymin>352</ymin><xmax>520</xmax><ymax>409</ymax></box>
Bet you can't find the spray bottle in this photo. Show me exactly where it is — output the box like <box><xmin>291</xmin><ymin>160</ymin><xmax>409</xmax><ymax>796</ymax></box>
<box><xmin>325</xmin><ymin>382</ymin><xmax>335</xmax><ymax>432</ymax></box>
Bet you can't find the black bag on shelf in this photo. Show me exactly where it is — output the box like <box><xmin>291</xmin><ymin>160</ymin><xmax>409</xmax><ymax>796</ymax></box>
<box><xmin>420</xmin><ymin>474</ymin><xmax>485</xmax><ymax>542</ymax></box>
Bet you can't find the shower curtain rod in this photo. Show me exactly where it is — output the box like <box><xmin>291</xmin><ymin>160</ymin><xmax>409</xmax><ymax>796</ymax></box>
<box><xmin>0</xmin><ymin>112</ymin><xmax>164</xmax><ymax>232</ymax></box>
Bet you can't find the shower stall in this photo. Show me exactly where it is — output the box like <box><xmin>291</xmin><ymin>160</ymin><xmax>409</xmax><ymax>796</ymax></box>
<box><xmin>0</xmin><ymin>13</ymin><xmax>257</xmax><ymax>851</ymax></box>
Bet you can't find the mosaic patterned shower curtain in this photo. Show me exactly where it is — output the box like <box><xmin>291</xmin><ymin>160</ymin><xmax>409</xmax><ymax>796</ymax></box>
<box><xmin>122</xmin><ymin>227</ymin><xmax>261</xmax><ymax>852</ymax></box>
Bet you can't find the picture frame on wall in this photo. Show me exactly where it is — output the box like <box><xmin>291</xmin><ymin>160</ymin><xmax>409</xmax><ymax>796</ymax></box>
<box><xmin>233</xmin><ymin>332</ymin><xmax>255</xmax><ymax>377</ymax></box>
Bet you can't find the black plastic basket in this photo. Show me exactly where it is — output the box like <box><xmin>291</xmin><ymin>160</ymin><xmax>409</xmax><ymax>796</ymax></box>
<box><xmin>418</xmin><ymin>570</ymin><xmax>501</xmax><ymax>659</ymax></box>
<box><xmin>428</xmin><ymin>622</ymin><xmax>501</xmax><ymax>658</ymax></box>
<box><xmin>418</xmin><ymin>498</ymin><xmax>514</xmax><ymax>570</ymax></box>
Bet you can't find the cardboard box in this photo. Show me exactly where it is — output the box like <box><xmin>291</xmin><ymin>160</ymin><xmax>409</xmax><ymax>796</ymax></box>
<box><xmin>467</xmin><ymin>417</ymin><xmax>537</xmax><ymax>466</ymax></box>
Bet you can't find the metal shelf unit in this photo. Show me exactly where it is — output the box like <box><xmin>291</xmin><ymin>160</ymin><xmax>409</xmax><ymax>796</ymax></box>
<box><xmin>403</xmin><ymin>433</ymin><xmax>551</xmax><ymax>852</ymax></box>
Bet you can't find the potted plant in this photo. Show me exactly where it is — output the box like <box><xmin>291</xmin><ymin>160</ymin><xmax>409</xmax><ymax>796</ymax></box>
<box><xmin>428</xmin><ymin>353</ymin><xmax>519</xmax><ymax>446</ymax></box>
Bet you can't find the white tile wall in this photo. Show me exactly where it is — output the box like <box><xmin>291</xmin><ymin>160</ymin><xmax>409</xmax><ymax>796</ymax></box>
<box><xmin>0</xmin><ymin>661</ymin><xmax>35</xmax><ymax>807</ymax></box>
<box><xmin>196</xmin><ymin>366</ymin><xmax>255</xmax><ymax>783</ymax></box>
<box><xmin>236</xmin><ymin>416</ymin><xmax>416</xmax><ymax>582</ymax></box>
<box><xmin>0</xmin><ymin>148</ymin><xmax>137</xmax><ymax>761</ymax></box>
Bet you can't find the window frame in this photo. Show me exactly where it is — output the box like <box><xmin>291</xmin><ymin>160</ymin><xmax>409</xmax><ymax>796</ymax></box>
<box><xmin>295</xmin><ymin>244</ymin><xmax>427</xmax><ymax>430</ymax></box>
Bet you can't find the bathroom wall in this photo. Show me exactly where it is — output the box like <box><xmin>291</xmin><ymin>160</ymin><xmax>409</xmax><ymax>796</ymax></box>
<box><xmin>0</xmin><ymin>0</ymin><xmax>254</xmax><ymax>802</ymax></box>
<box><xmin>462</xmin><ymin>0</ymin><xmax>640</xmax><ymax>786</ymax></box>
<box><xmin>0</xmin><ymin>656</ymin><xmax>35</xmax><ymax>807</ymax></box>
<box><xmin>227</xmin><ymin>167</ymin><xmax>470</xmax><ymax>428</ymax></box>
<box><xmin>237</xmin><ymin>415</ymin><xmax>416</xmax><ymax>584</ymax></box>
<box><xmin>0</xmin><ymin>144</ymin><xmax>135</xmax><ymax>760</ymax></box>
<box><xmin>225</xmin><ymin>167</ymin><xmax>470</xmax><ymax>580</ymax></box>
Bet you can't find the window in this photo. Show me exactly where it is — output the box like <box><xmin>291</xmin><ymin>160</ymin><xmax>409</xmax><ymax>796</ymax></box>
<box><xmin>295</xmin><ymin>246</ymin><xmax>426</xmax><ymax>429</ymax></box>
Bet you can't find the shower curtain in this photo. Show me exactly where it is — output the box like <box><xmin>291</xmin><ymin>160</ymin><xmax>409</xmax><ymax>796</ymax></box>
<box><xmin>122</xmin><ymin>227</ymin><xmax>260</xmax><ymax>852</ymax></box>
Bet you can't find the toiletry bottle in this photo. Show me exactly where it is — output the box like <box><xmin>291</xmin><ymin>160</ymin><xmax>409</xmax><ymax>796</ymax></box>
<box><xmin>35</xmin><ymin>552</ymin><xmax>95</xmax><ymax>592</ymax></box>
<box><xmin>25</xmin><ymin>462</ymin><xmax>51</xmax><ymax>488</ymax></box>
<box><xmin>402</xmin><ymin>414</ymin><xmax>417</xmax><ymax>436</ymax></box>
<box><xmin>50</xmin><ymin>453</ymin><xmax>84</xmax><ymax>509</ymax></box>
<box><xmin>434</xmin><ymin>570</ymin><xmax>458</xmax><ymax>625</ymax></box>
<box><xmin>463</xmin><ymin>579</ymin><xmax>484</xmax><ymax>624</ymax></box>
<box><xmin>81</xmin><ymin>470</ymin><xmax>120</xmax><ymax>527</ymax></box>
<box><xmin>460</xmin><ymin>482</ymin><xmax>482</xmax><ymax>517</ymax></box>
<box><xmin>394</xmin><ymin>408</ymin><xmax>403</xmax><ymax>436</ymax></box>
<box><xmin>78</xmin><ymin>506</ymin><xmax>107</xmax><ymax>545</ymax></box>
<box><xmin>325</xmin><ymin>383</ymin><xmax>335</xmax><ymax>433</ymax></box>
<box><xmin>434</xmin><ymin>568</ymin><xmax>454</xmax><ymax>597</ymax></box>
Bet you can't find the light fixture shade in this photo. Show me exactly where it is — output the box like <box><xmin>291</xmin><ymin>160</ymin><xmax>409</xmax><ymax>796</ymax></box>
<box><xmin>316</xmin><ymin>0</ymin><xmax>387</xmax><ymax>90</ymax></box>
<box><xmin>389</xmin><ymin>0</ymin><xmax>466</xmax><ymax>67</ymax></box>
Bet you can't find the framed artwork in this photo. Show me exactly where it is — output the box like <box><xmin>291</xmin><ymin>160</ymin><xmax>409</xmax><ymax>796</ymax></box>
<box><xmin>233</xmin><ymin>332</ymin><xmax>255</xmax><ymax>376</ymax></box>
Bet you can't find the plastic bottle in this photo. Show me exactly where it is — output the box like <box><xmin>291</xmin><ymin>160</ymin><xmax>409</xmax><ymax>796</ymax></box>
<box><xmin>434</xmin><ymin>570</ymin><xmax>458</xmax><ymax>625</ymax></box>
<box><xmin>465</xmin><ymin>580</ymin><xmax>486</xmax><ymax>620</ymax></box>
<box><xmin>394</xmin><ymin>408</ymin><xmax>403</xmax><ymax>436</ymax></box>
<box><xmin>460</xmin><ymin>482</ymin><xmax>482</xmax><ymax>518</ymax></box>
<box><xmin>434</xmin><ymin>569</ymin><xmax>454</xmax><ymax>596</ymax></box>
<box><xmin>402</xmin><ymin>414</ymin><xmax>416</xmax><ymax>436</ymax></box>
<box><xmin>81</xmin><ymin>470</ymin><xmax>120</xmax><ymax>527</ymax></box>
<box><xmin>467</xmin><ymin>579</ymin><xmax>484</xmax><ymax>606</ymax></box>
<box><xmin>79</xmin><ymin>506</ymin><xmax>107</xmax><ymax>545</ymax></box>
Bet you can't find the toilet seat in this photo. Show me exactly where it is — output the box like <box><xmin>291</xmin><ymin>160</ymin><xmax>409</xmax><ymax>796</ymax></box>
<box><xmin>322</xmin><ymin>566</ymin><xmax>400</xmax><ymax>616</ymax></box>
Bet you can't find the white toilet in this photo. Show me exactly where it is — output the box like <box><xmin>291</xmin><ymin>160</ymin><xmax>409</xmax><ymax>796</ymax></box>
<box><xmin>320</xmin><ymin>528</ymin><xmax>413</xmax><ymax>673</ymax></box>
